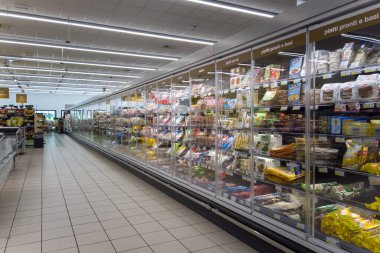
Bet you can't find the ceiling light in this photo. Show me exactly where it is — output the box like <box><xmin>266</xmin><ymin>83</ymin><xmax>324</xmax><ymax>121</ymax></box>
<box><xmin>185</xmin><ymin>0</ymin><xmax>276</xmax><ymax>18</ymax></box>
<box><xmin>0</xmin><ymin>66</ymin><xmax>140</xmax><ymax>78</ymax></box>
<box><xmin>0</xmin><ymin>73</ymin><xmax>127</xmax><ymax>83</ymax></box>
<box><xmin>278</xmin><ymin>51</ymin><xmax>305</xmax><ymax>57</ymax></box>
<box><xmin>0</xmin><ymin>56</ymin><xmax>156</xmax><ymax>71</ymax></box>
<box><xmin>0</xmin><ymin>38</ymin><xmax>179</xmax><ymax>61</ymax></box>
<box><xmin>0</xmin><ymin>80</ymin><xmax>118</xmax><ymax>87</ymax></box>
<box><xmin>4</xmin><ymin>83</ymin><xmax>112</xmax><ymax>90</ymax></box>
<box><xmin>0</xmin><ymin>10</ymin><xmax>215</xmax><ymax>45</ymax></box>
<box><xmin>341</xmin><ymin>33</ymin><xmax>380</xmax><ymax>44</ymax></box>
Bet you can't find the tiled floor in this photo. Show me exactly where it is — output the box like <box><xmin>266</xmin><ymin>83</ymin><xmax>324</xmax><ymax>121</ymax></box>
<box><xmin>0</xmin><ymin>134</ymin><xmax>259</xmax><ymax>253</ymax></box>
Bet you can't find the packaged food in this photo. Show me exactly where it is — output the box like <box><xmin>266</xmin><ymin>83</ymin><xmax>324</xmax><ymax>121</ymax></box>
<box><xmin>350</xmin><ymin>46</ymin><xmax>368</xmax><ymax>69</ymax></box>
<box><xmin>289</xmin><ymin>57</ymin><xmax>303</xmax><ymax>79</ymax></box>
<box><xmin>320</xmin><ymin>83</ymin><xmax>339</xmax><ymax>104</ymax></box>
<box><xmin>330</xmin><ymin>116</ymin><xmax>351</xmax><ymax>134</ymax></box>
<box><xmin>339</xmin><ymin>42</ymin><xmax>355</xmax><ymax>69</ymax></box>
<box><xmin>260</xmin><ymin>90</ymin><xmax>278</xmax><ymax>106</ymax></box>
<box><xmin>328</xmin><ymin>50</ymin><xmax>342</xmax><ymax>72</ymax></box>
<box><xmin>288</xmin><ymin>82</ymin><xmax>302</xmax><ymax>105</ymax></box>
<box><xmin>315</xmin><ymin>50</ymin><xmax>330</xmax><ymax>74</ymax></box>
<box><xmin>338</xmin><ymin>82</ymin><xmax>356</xmax><ymax>102</ymax></box>
<box><xmin>342</xmin><ymin>139</ymin><xmax>363</xmax><ymax>169</ymax></box>
<box><xmin>356</xmin><ymin>81</ymin><xmax>378</xmax><ymax>101</ymax></box>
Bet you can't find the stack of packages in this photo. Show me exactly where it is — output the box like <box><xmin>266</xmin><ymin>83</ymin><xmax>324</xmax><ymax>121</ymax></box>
<box><xmin>295</xmin><ymin>138</ymin><xmax>339</xmax><ymax>164</ymax></box>
<box><xmin>277</xmin><ymin>90</ymin><xmax>288</xmax><ymax>105</ymax></box>
<box><xmin>260</xmin><ymin>89</ymin><xmax>279</xmax><ymax>106</ymax></box>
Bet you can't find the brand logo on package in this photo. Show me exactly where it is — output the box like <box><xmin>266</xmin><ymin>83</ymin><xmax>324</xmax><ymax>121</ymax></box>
<box><xmin>16</xmin><ymin>94</ymin><xmax>27</xmax><ymax>103</ymax></box>
<box><xmin>0</xmin><ymin>87</ymin><xmax>9</xmax><ymax>99</ymax></box>
<box><xmin>252</xmin><ymin>33</ymin><xmax>306</xmax><ymax>59</ymax></box>
<box><xmin>310</xmin><ymin>8</ymin><xmax>380</xmax><ymax>42</ymax></box>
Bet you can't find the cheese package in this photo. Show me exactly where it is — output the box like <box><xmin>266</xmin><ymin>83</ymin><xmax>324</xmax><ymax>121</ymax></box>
<box><xmin>338</xmin><ymin>82</ymin><xmax>356</xmax><ymax>102</ymax></box>
<box><xmin>320</xmin><ymin>83</ymin><xmax>339</xmax><ymax>104</ymax></box>
<box><xmin>339</xmin><ymin>42</ymin><xmax>355</xmax><ymax>69</ymax></box>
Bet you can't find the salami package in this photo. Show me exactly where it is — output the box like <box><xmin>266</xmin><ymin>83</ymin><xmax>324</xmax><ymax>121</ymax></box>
<box><xmin>320</xmin><ymin>83</ymin><xmax>339</xmax><ymax>104</ymax></box>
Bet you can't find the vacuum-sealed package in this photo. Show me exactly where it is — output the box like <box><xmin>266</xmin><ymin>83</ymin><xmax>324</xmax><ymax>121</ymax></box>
<box><xmin>356</xmin><ymin>81</ymin><xmax>378</xmax><ymax>101</ymax></box>
<box><xmin>350</xmin><ymin>47</ymin><xmax>368</xmax><ymax>69</ymax></box>
<box><xmin>339</xmin><ymin>42</ymin><xmax>355</xmax><ymax>69</ymax></box>
<box><xmin>329</xmin><ymin>50</ymin><xmax>342</xmax><ymax>72</ymax></box>
<box><xmin>320</xmin><ymin>83</ymin><xmax>339</xmax><ymax>104</ymax></box>
<box><xmin>338</xmin><ymin>82</ymin><xmax>356</xmax><ymax>102</ymax></box>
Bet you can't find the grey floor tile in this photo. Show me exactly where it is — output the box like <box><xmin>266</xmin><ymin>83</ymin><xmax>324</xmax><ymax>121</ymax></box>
<box><xmin>112</xmin><ymin>235</ymin><xmax>147</xmax><ymax>252</ymax></box>
<box><xmin>79</xmin><ymin>241</ymin><xmax>115</xmax><ymax>253</ymax></box>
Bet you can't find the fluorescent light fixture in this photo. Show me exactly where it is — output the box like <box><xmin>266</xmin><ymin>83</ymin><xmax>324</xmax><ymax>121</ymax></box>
<box><xmin>0</xmin><ymin>73</ymin><xmax>127</xmax><ymax>83</ymax></box>
<box><xmin>0</xmin><ymin>80</ymin><xmax>118</xmax><ymax>87</ymax></box>
<box><xmin>341</xmin><ymin>33</ymin><xmax>380</xmax><ymax>44</ymax></box>
<box><xmin>0</xmin><ymin>66</ymin><xmax>140</xmax><ymax>78</ymax></box>
<box><xmin>0</xmin><ymin>56</ymin><xmax>156</xmax><ymax>71</ymax></box>
<box><xmin>185</xmin><ymin>0</ymin><xmax>276</xmax><ymax>18</ymax></box>
<box><xmin>3</xmin><ymin>83</ymin><xmax>112</xmax><ymax>91</ymax></box>
<box><xmin>0</xmin><ymin>10</ymin><xmax>215</xmax><ymax>45</ymax></box>
<box><xmin>278</xmin><ymin>51</ymin><xmax>305</xmax><ymax>57</ymax></box>
<box><xmin>0</xmin><ymin>38</ymin><xmax>179</xmax><ymax>61</ymax></box>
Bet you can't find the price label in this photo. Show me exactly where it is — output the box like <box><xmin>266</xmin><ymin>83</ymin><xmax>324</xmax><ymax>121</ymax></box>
<box><xmin>364</xmin><ymin>67</ymin><xmax>377</xmax><ymax>73</ymax></box>
<box><xmin>281</xmin><ymin>80</ymin><xmax>288</xmax><ymax>86</ymax></box>
<box><xmin>326</xmin><ymin>237</ymin><xmax>339</xmax><ymax>247</ymax></box>
<box><xmin>302</xmin><ymin>78</ymin><xmax>306</xmax><ymax>83</ymax></box>
<box><xmin>293</xmin><ymin>78</ymin><xmax>301</xmax><ymax>83</ymax></box>
<box><xmin>292</xmin><ymin>106</ymin><xmax>301</xmax><ymax>111</ymax></box>
<box><xmin>231</xmin><ymin>196</ymin><xmax>237</xmax><ymax>202</ymax></box>
<box><xmin>223</xmin><ymin>193</ymin><xmax>228</xmax><ymax>198</ymax></box>
<box><xmin>311</xmin><ymin>105</ymin><xmax>319</xmax><ymax>110</ymax></box>
<box><xmin>270</xmin><ymin>82</ymin><xmax>278</xmax><ymax>88</ymax></box>
<box><xmin>350</xmin><ymin>69</ymin><xmax>361</xmax><ymax>75</ymax></box>
<box><xmin>242</xmin><ymin>175</ymin><xmax>249</xmax><ymax>181</ymax></box>
<box><xmin>280</xmin><ymin>106</ymin><xmax>288</xmax><ymax>111</ymax></box>
<box><xmin>335</xmin><ymin>137</ymin><xmax>345</xmax><ymax>143</ymax></box>
<box><xmin>208</xmin><ymin>92</ymin><xmax>212</xmax><ymax>96</ymax></box>
<box><xmin>238</xmin><ymin>199</ymin><xmax>245</xmax><ymax>205</ymax></box>
<box><xmin>369</xmin><ymin>176</ymin><xmax>380</xmax><ymax>186</ymax></box>
<box><xmin>254</xmin><ymin>85</ymin><xmax>260</xmax><ymax>90</ymax></box>
<box><xmin>318</xmin><ymin>136</ymin><xmax>328</xmax><ymax>142</ymax></box>
<box><xmin>254</xmin><ymin>206</ymin><xmax>260</xmax><ymax>211</ymax></box>
<box><xmin>260</xmin><ymin>107</ymin><xmax>271</xmax><ymax>112</ymax></box>
<box><xmin>363</xmin><ymin>103</ymin><xmax>375</xmax><ymax>109</ymax></box>
<box><xmin>263</xmin><ymin>83</ymin><xmax>269</xmax><ymax>88</ymax></box>
<box><xmin>323</xmin><ymin>73</ymin><xmax>332</xmax><ymax>79</ymax></box>
<box><xmin>274</xmin><ymin>214</ymin><xmax>281</xmax><ymax>220</ymax></box>
<box><xmin>340</xmin><ymin>70</ymin><xmax>351</xmax><ymax>77</ymax></box>
<box><xmin>335</xmin><ymin>170</ymin><xmax>345</xmax><ymax>177</ymax></box>
<box><xmin>194</xmin><ymin>95</ymin><xmax>199</xmax><ymax>98</ymax></box>
<box><xmin>318</xmin><ymin>167</ymin><xmax>328</xmax><ymax>173</ymax></box>
<box><xmin>208</xmin><ymin>186</ymin><xmax>213</xmax><ymax>191</ymax></box>
<box><xmin>334</xmin><ymin>103</ymin><xmax>346</xmax><ymax>112</ymax></box>
<box><xmin>376</xmin><ymin>103</ymin><xmax>380</xmax><ymax>109</ymax></box>
<box><xmin>275</xmin><ymin>185</ymin><xmax>282</xmax><ymax>192</ymax></box>
<box><xmin>296</xmin><ymin>223</ymin><xmax>305</xmax><ymax>230</ymax></box>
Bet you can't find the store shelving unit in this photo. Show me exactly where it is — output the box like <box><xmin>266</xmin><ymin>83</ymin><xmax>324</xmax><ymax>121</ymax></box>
<box><xmin>68</xmin><ymin>6</ymin><xmax>380</xmax><ymax>253</ymax></box>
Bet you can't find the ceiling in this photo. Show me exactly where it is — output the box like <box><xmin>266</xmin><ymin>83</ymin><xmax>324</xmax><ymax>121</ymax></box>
<box><xmin>0</xmin><ymin>0</ymin><xmax>297</xmax><ymax>95</ymax></box>
<box><xmin>0</xmin><ymin>0</ymin><xmax>371</xmax><ymax>97</ymax></box>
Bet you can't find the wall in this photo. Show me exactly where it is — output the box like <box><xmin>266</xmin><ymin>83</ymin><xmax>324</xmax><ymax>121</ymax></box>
<box><xmin>1</xmin><ymin>92</ymin><xmax>90</xmax><ymax>118</ymax></box>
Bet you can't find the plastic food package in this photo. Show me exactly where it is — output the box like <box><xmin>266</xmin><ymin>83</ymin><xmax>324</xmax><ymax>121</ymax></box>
<box><xmin>260</xmin><ymin>90</ymin><xmax>278</xmax><ymax>106</ymax></box>
<box><xmin>289</xmin><ymin>57</ymin><xmax>303</xmax><ymax>79</ymax></box>
<box><xmin>288</xmin><ymin>83</ymin><xmax>302</xmax><ymax>105</ymax></box>
<box><xmin>320</xmin><ymin>83</ymin><xmax>339</xmax><ymax>104</ymax></box>
<box><xmin>328</xmin><ymin>50</ymin><xmax>342</xmax><ymax>72</ymax></box>
<box><xmin>350</xmin><ymin>47</ymin><xmax>368</xmax><ymax>68</ymax></box>
<box><xmin>356</xmin><ymin>81</ymin><xmax>378</xmax><ymax>101</ymax></box>
<box><xmin>315</xmin><ymin>50</ymin><xmax>330</xmax><ymax>74</ymax></box>
<box><xmin>342</xmin><ymin>139</ymin><xmax>363</xmax><ymax>169</ymax></box>
<box><xmin>339</xmin><ymin>42</ymin><xmax>355</xmax><ymax>69</ymax></box>
<box><xmin>338</xmin><ymin>82</ymin><xmax>356</xmax><ymax>102</ymax></box>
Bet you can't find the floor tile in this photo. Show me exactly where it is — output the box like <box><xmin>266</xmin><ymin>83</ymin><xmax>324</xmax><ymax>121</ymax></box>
<box><xmin>76</xmin><ymin>230</ymin><xmax>108</xmax><ymax>246</ymax></box>
<box><xmin>71</xmin><ymin>214</ymin><xmax>98</xmax><ymax>226</ymax></box>
<box><xmin>149</xmin><ymin>211</ymin><xmax>178</xmax><ymax>221</ymax></box>
<box><xmin>193</xmin><ymin>246</ymin><xmax>228</xmax><ymax>253</ymax></box>
<box><xmin>10</xmin><ymin>223</ymin><xmax>41</xmax><ymax>236</ymax></box>
<box><xmin>79</xmin><ymin>241</ymin><xmax>115</xmax><ymax>253</ymax></box>
<box><xmin>122</xmin><ymin>246</ymin><xmax>152</xmax><ymax>253</ymax></box>
<box><xmin>141</xmin><ymin>230</ymin><xmax>175</xmax><ymax>245</ymax></box>
<box><xmin>192</xmin><ymin>222</ymin><xmax>221</xmax><ymax>234</ymax></box>
<box><xmin>221</xmin><ymin>242</ymin><xmax>259</xmax><ymax>253</ymax></box>
<box><xmin>96</xmin><ymin>211</ymin><xmax>123</xmax><ymax>221</ymax></box>
<box><xmin>158</xmin><ymin>217</ymin><xmax>188</xmax><ymax>229</ymax></box>
<box><xmin>205</xmin><ymin>231</ymin><xmax>238</xmax><ymax>245</ymax></box>
<box><xmin>121</xmin><ymin>208</ymin><xmax>146</xmax><ymax>218</ymax></box>
<box><xmin>5</xmin><ymin>242</ymin><xmax>41</xmax><ymax>253</ymax></box>
<box><xmin>7</xmin><ymin>231</ymin><xmax>41</xmax><ymax>247</ymax></box>
<box><xmin>101</xmin><ymin>218</ymin><xmax>130</xmax><ymax>230</ymax></box>
<box><xmin>127</xmin><ymin>215</ymin><xmax>155</xmax><ymax>225</ymax></box>
<box><xmin>73</xmin><ymin>222</ymin><xmax>103</xmax><ymax>235</ymax></box>
<box><xmin>112</xmin><ymin>235</ymin><xmax>147</xmax><ymax>252</ymax></box>
<box><xmin>106</xmin><ymin>226</ymin><xmax>137</xmax><ymax>240</ymax></box>
<box><xmin>180</xmin><ymin>235</ymin><xmax>217</xmax><ymax>251</ymax></box>
<box><xmin>42</xmin><ymin>236</ymin><xmax>76</xmax><ymax>252</ymax></box>
<box><xmin>49</xmin><ymin>247</ymin><xmax>79</xmax><ymax>253</ymax></box>
<box><xmin>133</xmin><ymin>222</ymin><xmax>164</xmax><ymax>234</ymax></box>
<box><xmin>42</xmin><ymin>219</ymin><xmax>71</xmax><ymax>230</ymax></box>
<box><xmin>42</xmin><ymin>226</ymin><xmax>73</xmax><ymax>241</ymax></box>
<box><xmin>150</xmin><ymin>241</ymin><xmax>189</xmax><ymax>253</ymax></box>
<box><xmin>168</xmin><ymin>225</ymin><xmax>202</xmax><ymax>239</ymax></box>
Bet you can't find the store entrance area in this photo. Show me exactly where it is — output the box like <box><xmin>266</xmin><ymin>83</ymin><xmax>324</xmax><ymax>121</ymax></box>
<box><xmin>0</xmin><ymin>134</ymin><xmax>257</xmax><ymax>253</ymax></box>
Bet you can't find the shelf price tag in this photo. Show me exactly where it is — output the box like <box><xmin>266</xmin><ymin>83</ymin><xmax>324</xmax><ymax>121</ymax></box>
<box><xmin>223</xmin><ymin>193</ymin><xmax>228</xmax><ymax>198</ymax></box>
<box><xmin>364</xmin><ymin>67</ymin><xmax>377</xmax><ymax>73</ymax></box>
<box><xmin>335</xmin><ymin>137</ymin><xmax>345</xmax><ymax>143</ymax></box>
<box><xmin>318</xmin><ymin>167</ymin><xmax>328</xmax><ymax>173</ymax></box>
<box><xmin>326</xmin><ymin>237</ymin><xmax>339</xmax><ymax>247</ymax></box>
<box><xmin>281</xmin><ymin>80</ymin><xmax>288</xmax><ymax>86</ymax></box>
<box><xmin>254</xmin><ymin>206</ymin><xmax>260</xmax><ymax>211</ymax></box>
<box><xmin>275</xmin><ymin>185</ymin><xmax>282</xmax><ymax>192</ymax></box>
<box><xmin>296</xmin><ymin>223</ymin><xmax>305</xmax><ymax>230</ymax></box>
<box><xmin>340</xmin><ymin>70</ymin><xmax>351</xmax><ymax>77</ymax></box>
<box><xmin>318</xmin><ymin>136</ymin><xmax>328</xmax><ymax>142</ymax></box>
<box><xmin>292</xmin><ymin>106</ymin><xmax>301</xmax><ymax>111</ymax></box>
<box><xmin>274</xmin><ymin>214</ymin><xmax>281</xmax><ymax>220</ymax></box>
<box><xmin>207</xmin><ymin>186</ymin><xmax>213</xmax><ymax>191</ymax></box>
<box><xmin>302</xmin><ymin>78</ymin><xmax>306</xmax><ymax>83</ymax></box>
<box><xmin>323</xmin><ymin>73</ymin><xmax>333</xmax><ymax>79</ymax></box>
<box><xmin>363</xmin><ymin>103</ymin><xmax>375</xmax><ymax>109</ymax></box>
<box><xmin>280</xmin><ymin>106</ymin><xmax>288</xmax><ymax>111</ymax></box>
<box><xmin>293</xmin><ymin>78</ymin><xmax>301</xmax><ymax>83</ymax></box>
<box><xmin>260</xmin><ymin>107</ymin><xmax>271</xmax><ymax>112</ymax></box>
<box><xmin>270</xmin><ymin>81</ymin><xmax>278</xmax><ymax>88</ymax></box>
<box><xmin>334</xmin><ymin>103</ymin><xmax>346</xmax><ymax>112</ymax></box>
<box><xmin>263</xmin><ymin>83</ymin><xmax>269</xmax><ymax>88</ymax></box>
<box><xmin>350</xmin><ymin>68</ymin><xmax>361</xmax><ymax>75</ymax></box>
<box><xmin>335</xmin><ymin>170</ymin><xmax>345</xmax><ymax>177</ymax></box>
<box><xmin>376</xmin><ymin>103</ymin><xmax>380</xmax><ymax>109</ymax></box>
<box><xmin>231</xmin><ymin>196</ymin><xmax>237</xmax><ymax>202</ymax></box>
<box><xmin>254</xmin><ymin>85</ymin><xmax>260</xmax><ymax>90</ymax></box>
<box><xmin>238</xmin><ymin>199</ymin><xmax>245</xmax><ymax>205</ymax></box>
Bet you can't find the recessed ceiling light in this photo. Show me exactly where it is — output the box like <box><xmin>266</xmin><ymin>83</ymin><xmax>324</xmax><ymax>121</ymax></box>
<box><xmin>0</xmin><ymin>55</ymin><xmax>157</xmax><ymax>71</ymax></box>
<box><xmin>0</xmin><ymin>66</ymin><xmax>140</xmax><ymax>78</ymax></box>
<box><xmin>0</xmin><ymin>10</ymin><xmax>215</xmax><ymax>45</ymax></box>
<box><xmin>0</xmin><ymin>38</ymin><xmax>179</xmax><ymax>61</ymax></box>
<box><xmin>185</xmin><ymin>0</ymin><xmax>276</xmax><ymax>18</ymax></box>
<box><xmin>0</xmin><ymin>73</ymin><xmax>128</xmax><ymax>83</ymax></box>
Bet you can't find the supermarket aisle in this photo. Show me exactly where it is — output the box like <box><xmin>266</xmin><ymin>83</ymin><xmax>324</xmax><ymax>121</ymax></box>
<box><xmin>0</xmin><ymin>134</ymin><xmax>259</xmax><ymax>253</ymax></box>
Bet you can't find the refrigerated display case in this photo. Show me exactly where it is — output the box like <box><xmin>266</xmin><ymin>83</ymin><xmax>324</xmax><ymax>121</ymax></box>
<box><xmin>68</xmin><ymin>6</ymin><xmax>380</xmax><ymax>253</ymax></box>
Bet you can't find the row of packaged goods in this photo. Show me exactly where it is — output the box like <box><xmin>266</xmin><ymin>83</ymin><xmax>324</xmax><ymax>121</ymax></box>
<box><xmin>70</xmin><ymin>13</ymin><xmax>380</xmax><ymax>252</ymax></box>
<box><xmin>0</xmin><ymin>106</ymin><xmax>35</xmax><ymax>140</ymax></box>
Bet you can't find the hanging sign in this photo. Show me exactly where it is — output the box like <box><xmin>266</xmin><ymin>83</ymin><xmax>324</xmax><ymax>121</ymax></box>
<box><xmin>217</xmin><ymin>50</ymin><xmax>251</xmax><ymax>69</ymax></box>
<box><xmin>0</xmin><ymin>88</ymin><xmax>9</xmax><ymax>99</ymax></box>
<box><xmin>16</xmin><ymin>94</ymin><xmax>27</xmax><ymax>103</ymax></box>
<box><xmin>310</xmin><ymin>8</ymin><xmax>380</xmax><ymax>42</ymax></box>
